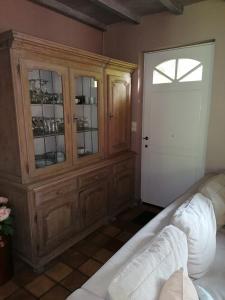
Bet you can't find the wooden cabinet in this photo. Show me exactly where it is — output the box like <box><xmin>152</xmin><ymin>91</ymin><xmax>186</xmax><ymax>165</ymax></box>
<box><xmin>20</xmin><ymin>59</ymin><xmax>72</xmax><ymax>178</ymax></box>
<box><xmin>107</xmin><ymin>70</ymin><xmax>131</xmax><ymax>156</ymax></box>
<box><xmin>0</xmin><ymin>31</ymin><xmax>136</xmax><ymax>270</ymax></box>
<box><xmin>80</xmin><ymin>182</ymin><xmax>108</xmax><ymax>228</ymax></box>
<box><xmin>34</xmin><ymin>179</ymin><xmax>79</xmax><ymax>256</ymax></box>
<box><xmin>109</xmin><ymin>159</ymin><xmax>135</xmax><ymax>216</ymax></box>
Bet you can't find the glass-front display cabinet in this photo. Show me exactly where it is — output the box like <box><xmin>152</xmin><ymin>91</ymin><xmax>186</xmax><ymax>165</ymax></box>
<box><xmin>71</xmin><ymin>70</ymin><xmax>103</xmax><ymax>163</ymax></box>
<box><xmin>21</xmin><ymin>60</ymin><xmax>103</xmax><ymax>177</ymax></box>
<box><xmin>21</xmin><ymin>61</ymin><xmax>72</xmax><ymax>176</ymax></box>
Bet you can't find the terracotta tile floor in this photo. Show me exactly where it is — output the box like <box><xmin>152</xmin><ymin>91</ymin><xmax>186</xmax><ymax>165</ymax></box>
<box><xmin>0</xmin><ymin>204</ymin><xmax>161</xmax><ymax>300</ymax></box>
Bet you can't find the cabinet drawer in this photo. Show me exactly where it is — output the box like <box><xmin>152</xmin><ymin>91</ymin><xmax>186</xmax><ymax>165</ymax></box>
<box><xmin>34</xmin><ymin>178</ymin><xmax>77</xmax><ymax>206</ymax></box>
<box><xmin>79</xmin><ymin>168</ymin><xmax>109</xmax><ymax>189</ymax></box>
<box><xmin>114</xmin><ymin>158</ymin><xmax>134</xmax><ymax>174</ymax></box>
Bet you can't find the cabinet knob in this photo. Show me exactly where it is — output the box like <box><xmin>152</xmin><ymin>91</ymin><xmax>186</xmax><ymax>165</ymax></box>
<box><xmin>109</xmin><ymin>113</ymin><xmax>113</xmax><ymax>119</ymax></box>
<box><xmin>143</xmin><ymin>136</ymin><xmax>149</xmax><ymax>141</ymax></box>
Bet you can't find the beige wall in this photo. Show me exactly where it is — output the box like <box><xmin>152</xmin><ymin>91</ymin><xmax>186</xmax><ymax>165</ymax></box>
<box><xmin>104</xmin><ymin>0</ymin><xmax>225</xmax><ymax>197</ymax></box>
<box><xmin>0</xmin><ymin>0</ymin><xmax>103</xmax><ymax>53</ymax></box>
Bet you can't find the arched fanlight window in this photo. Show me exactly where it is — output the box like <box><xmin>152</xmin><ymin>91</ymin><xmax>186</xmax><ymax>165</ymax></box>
<box><xmin>153</xmin><ymin>58</ymin><xmax>203</xmax><ymax>84</ymax></box>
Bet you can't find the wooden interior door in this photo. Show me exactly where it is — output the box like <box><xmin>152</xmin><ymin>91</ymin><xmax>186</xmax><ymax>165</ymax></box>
<box><xmin>107</xmin><ymin>73</ymin><xmax>131</xmax><ymax>155</ymax></box>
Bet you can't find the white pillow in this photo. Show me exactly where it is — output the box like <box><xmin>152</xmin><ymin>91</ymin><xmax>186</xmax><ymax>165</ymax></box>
<box><xmin>107</xmin><ymin>225</ymin><xmax>188</xmax><ymax>300</ymax></box>
<box><xmin>159</xmin><ymin>268</ymin><xmax>198</xmax><ymax>300</ymax></box>
<box><xmin>199</xmin><ymin>174</ymin><xmax>225</xmax><ymax>228</ymax></box>
<box><xmin>171</xmin><ymin>193</ymin><xmax>216</xmax><ymax>279</ymax></box>
<box><xmin>195</xmin><ymin>285</ymin><xmax>214</xmax><ymax>300</ymax></box>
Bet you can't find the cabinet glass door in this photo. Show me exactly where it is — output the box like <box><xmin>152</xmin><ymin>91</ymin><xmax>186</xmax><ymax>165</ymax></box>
<box><xmin>73</xmin><ymin>76</ymin><xmax>99</xmax><ymax>159</ymax></box>
<box><xmin>28</xmin><ymin>69</ymin><xmax>66</xmax><ymax>169</ymax></box>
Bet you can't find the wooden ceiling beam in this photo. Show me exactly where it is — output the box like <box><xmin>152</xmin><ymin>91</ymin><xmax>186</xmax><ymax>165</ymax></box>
<box><xmin>30</xmin><ymin>0</ymin><xmax>106</xmax><ymax>31</ymax></box>
<box><xmin>159</xmin><ymin>0</ymin><xmax>184</xmax><ymax>15</ymax></box>
<box><xmin>90</xmin><ymin>0</ymin><xmax>140</xmax><ymax>24</ymax></box>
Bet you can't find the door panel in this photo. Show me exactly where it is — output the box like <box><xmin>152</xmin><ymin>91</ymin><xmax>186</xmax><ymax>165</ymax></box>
<box><xmin>108</xmin><ymin>74</ymin><xmax>131</xmax><ymax>155</ymax></box>
<box><xmin>36</xmin><ymin>191</ymin><xmax>79</xmax><ymax>256</ymax></box>
<box><xmin>110</xmin><ymin>169</ymin><xmax>134</xmax><ymax>215</ymax></box>
<box><xmin>20</xmin><ymin>59</ymin><xmax>72</xmax><ymax>178</ymax></box>
<box><xmin>141</xmin><ymin>43</ymin><xmax>215</xmax><ymax>207</ymax></box>
<box><xmin>80</xmin><ymin>182</ymin><xmax>107</xmax><ymax>228</ymax></box>
<box><xmin>70</xmin><ymin>68</ymin><xmax>104</xmax><ymax>166</ymax></box>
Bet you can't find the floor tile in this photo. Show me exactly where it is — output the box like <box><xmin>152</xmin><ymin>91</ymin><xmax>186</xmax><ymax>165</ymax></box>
<box><xmin>93</xmin><ymin>248</ymin><xmax>113</xmax><ymax>263</ymax></box>
<box><xmin>25</xmin><ymin>275</ymin><xmax>55</xmax><ymax>298</ymax></box>
<box><xmin>104</xmin><ymin>238</ymin><xmax>124</xmax><ymax>252</ymax></box>
<box><xmin>78</xmin><ymin>259</ymin><xmax>102</xmax><ymax>277</ymax></box>
<box><xmin>116</xmin><ymin>231</ymin><xmax>133</xmax><ymax>243</ymax></box>
<box><xmin>40</xmin><ymin>285</ymin><xmax>70</xmax><ymax>300</ymax></box>
<box><xmin>45</xmin><ymin>262</ymin><xmax>72</xmax><ymax>282</ymax></box>
<box><xmin>102</xmin><ymin>225</ymin><xmax>121</xmax><ymax>237</ymax></box>
<box><xmin>0</xmin><ymin>280</ymin><xmax>19</xmax><ymax>300</ymax></box>
<box><xmin>88</xmin><ymin>233</ymin><xmax>110</xmax><ymax>247</ymax></box>
<box><xmin>74</xmin><ymin>240</ymin><xmax>99</xmax><ymax>257</ymax></box>
<box><xmin>6</xmin><ymin>288</ymin><xmax>35</xmax><ymax>300</ymax></box>
<box><xmin>61</xmin><ymin>270</ymin><xmax>88</xmax><ymax>292</ymax></box>
<box><xmin>4</xmin><ymin>206</ymin><xmax>159</xmax><ymax>299</ymax></box>
<box><xmin>13</xmin><ymin>266</ymin><xmax>39</xmax><ymax>287</ymax></box>
<box><xmin>60</xmin><ymin>251</ymin><xmax>88</xmax><ymax>269</ymax></box>
<box><xmin>122</xmin><ymin>222</ymin><xmax>142</xmax><ymax>234</ymax></box>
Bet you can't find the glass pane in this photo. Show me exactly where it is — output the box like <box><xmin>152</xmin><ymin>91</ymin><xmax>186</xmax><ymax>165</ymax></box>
<box><xmin>73</xmin><ymin>76</ymin><xmax>99</xmax><ymax>158</ymax></box>
<box><xmin>177</xmin><ymin>58</ymin><xmax>201</xmax><ymax>80</ymax></box>
<box><xmin>155</xmin><ymin>59</ymin><xmax>176</xmax><ymax>80</ymax></box>
<box><xmin>179</xmin><ymin>65</ymin><xmax>203</xmax><ymax>82</ymax></box>
<box><xmin>29</xmin><ymin>69</ymin><xmax>66</xmax><ymax>169</ymax></box>
<box><xmin>153</xmin><ymin>70</ymin><xmax>172</xmax><ymax>84</ymax></box>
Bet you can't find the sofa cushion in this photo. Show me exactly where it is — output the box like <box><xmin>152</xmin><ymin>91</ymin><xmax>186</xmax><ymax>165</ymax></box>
<box><xmin>81</xmin><ymin>192</ymin><xmax>191</xmax><ymax>299</ymax></box>
<box><xmin>106</xmin><ymin>225</ymin><xmax>188</xmax><ymax>300</ymax></box>
<box><xmin>159</xmin><ymin>269</ymin><xmax>198</xmax><ymax>300</ymax></box>
<box><xmin>66</xmin><ymin>289</ymin><xmax>104</xmax><ymax>300</ymax></box>
<box><xmin>199</xmin><ymin>173</ymin><xmax>225</xmax><ymax>228</ymax></box>
<box><xmin>194</xmin><ymin>230</ymin><xmax>225</xmax><ymax>300</ymax></box>
<box><xmin>171</xmin><ymin>193</ymin><xmax>216</xmax><ymax>279</ymax></box>
<box><xmin>195</xmin><ymin>285</ymin><xmax>214</xmax><ymax>300</ymax></box>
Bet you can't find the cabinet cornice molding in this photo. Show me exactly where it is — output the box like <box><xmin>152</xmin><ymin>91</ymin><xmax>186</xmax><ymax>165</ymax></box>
<box><xmin>106</xmin><ymin>58</ymin><xmax>137</xmax><ymax>73</ymax></box>
<box><xmin>0</xmin><ymin>30</ymin><xmax>137</xmax><ymax>71</ymax></box>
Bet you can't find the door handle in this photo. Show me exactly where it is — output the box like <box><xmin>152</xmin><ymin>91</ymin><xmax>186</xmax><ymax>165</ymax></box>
<box><xmin>143</xmin><ymin>136</ymin><xmax>149</xmax><ymax>140</ymax></box>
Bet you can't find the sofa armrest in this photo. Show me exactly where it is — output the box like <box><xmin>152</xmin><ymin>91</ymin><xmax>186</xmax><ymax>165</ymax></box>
<box><xmin>66</xmin><ymin>288</ymin><xmax>104</xmax><ymax>300</ymax></box>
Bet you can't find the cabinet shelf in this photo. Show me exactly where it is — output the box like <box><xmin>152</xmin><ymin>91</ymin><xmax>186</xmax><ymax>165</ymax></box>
<box><xmin>31</xmin><ymin>102</ymin><xmax>63</xmax><ymax>106</ymax></box>
<box><xmin>77</xmin><ymin>128</ymin><xmax>98</xmax><ymax>133</ymax></box>
<box><xmin>75</xmin><ymin>103</ymin><xmax>97</xmax><ymax>106</ymax></box>
<box><xmin>33</xmin><ymin>133</ymin><xmax>64</xmax><ymax>139</ymax></box>
<box><xmin>78</xmin><ymin>151</ymin><xmax>93</xmax><ymax>158</ymax></box>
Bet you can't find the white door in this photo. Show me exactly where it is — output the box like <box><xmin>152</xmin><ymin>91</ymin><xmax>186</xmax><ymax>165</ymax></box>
<box><xmin>141</xmin><ymin>43</ymin><xmax>215</xmax><ymax>207</ymax></box>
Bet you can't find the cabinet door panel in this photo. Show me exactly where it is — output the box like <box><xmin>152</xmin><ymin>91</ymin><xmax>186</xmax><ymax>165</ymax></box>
<box><xmin>108</xmin><ymin>74</ymin><xmax>131</xmax><ymax>155</ymax></box>
<box><xmin>80</xmin><ymin>182</ymin><xmax>107</xmax><ymax>228</ymax></box>
<box><xmin>111</xmin><ymin>170</ymin><xmax>134</xmax><ymax>215</ymax></box>
<box><xmin>36</xmin><ymin>191</ymin><xmax>79</xmax><ymax>256</ymax></box>
<box><xmin>70</xmin><ymin>69</ymin><xmax>104</xmax><ymax>166</ymax></box>
<box><xmin>20</xmin><ymin>59</ymin><xmax>72</xmax><ymax>178</ymax></box>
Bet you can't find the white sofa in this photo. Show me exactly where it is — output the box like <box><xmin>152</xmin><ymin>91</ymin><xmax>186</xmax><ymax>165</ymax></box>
<box><xmin>67</xmin><ymin>174</ymin><xmax>225</xmax><ymax>300</ymax></box>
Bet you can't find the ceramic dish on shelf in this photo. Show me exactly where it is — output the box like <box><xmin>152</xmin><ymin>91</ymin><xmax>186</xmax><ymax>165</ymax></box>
<box><xmin>35</xmin><ymin>159</ymin><xmax>54</xmax><ymax>168</ymax></box>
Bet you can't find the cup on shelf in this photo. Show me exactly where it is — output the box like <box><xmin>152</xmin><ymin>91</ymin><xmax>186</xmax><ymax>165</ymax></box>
<box><xmin>77</xmin><ymin>147</ymin><xmax>85</xmax><ymax>155</ymax></box>
<box><xmin>56</xmin><ymin>151</ymin><xmax>65</xmax><ymax>162</ymax></box>
<box><xmin>90</xmin><ymin>97</ymin><xmax>95</xmax><ymax>105</ymax></box>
